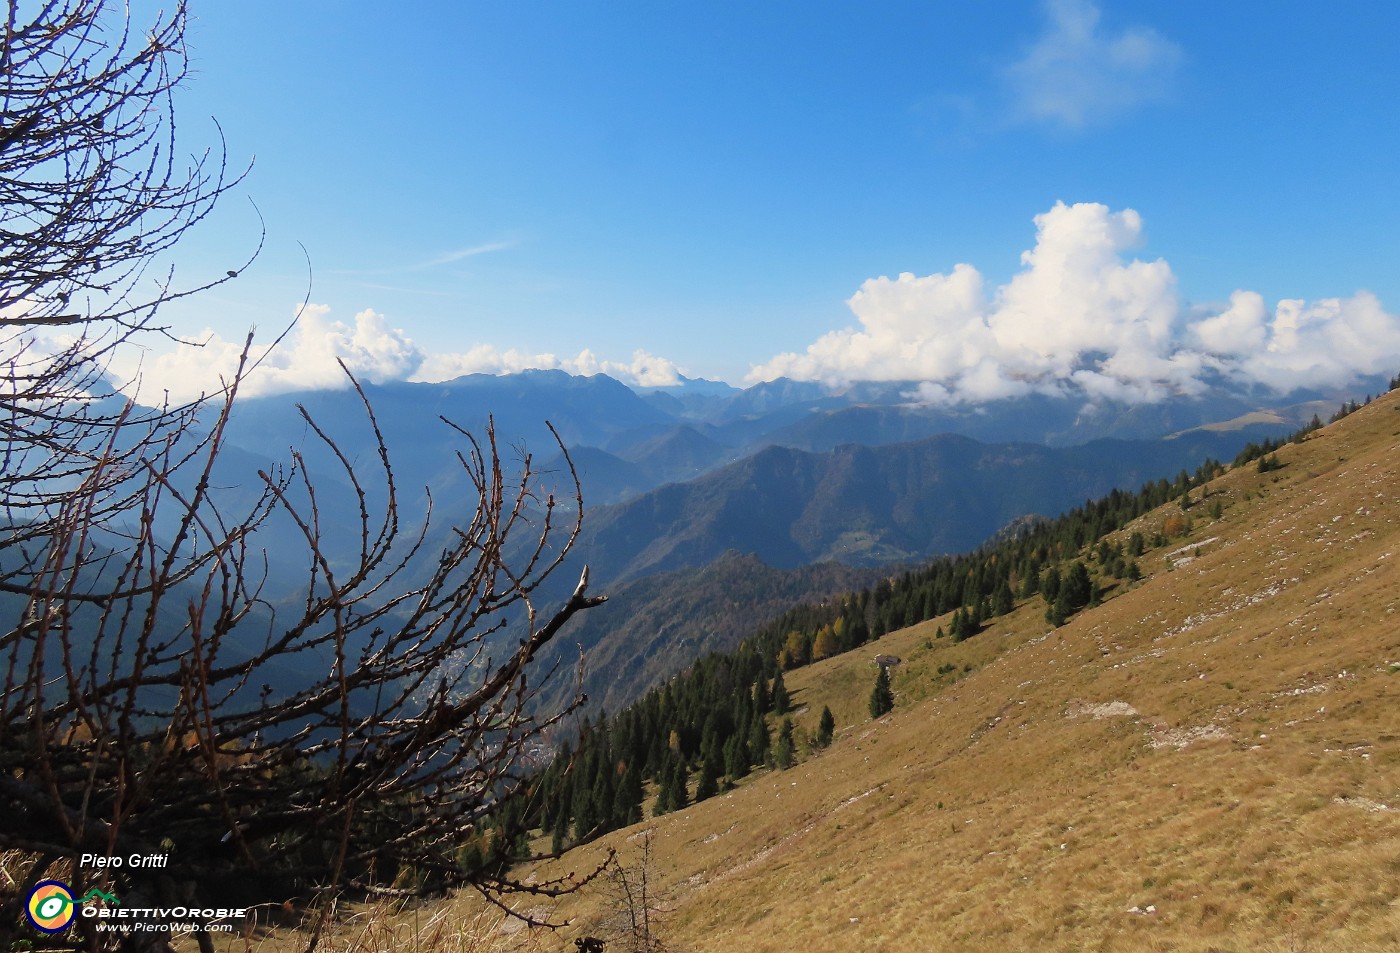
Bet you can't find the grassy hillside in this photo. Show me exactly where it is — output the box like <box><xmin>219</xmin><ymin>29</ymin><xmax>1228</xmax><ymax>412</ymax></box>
<box><xmin>252</xmin><ymin>387</ymin><xmax>1400</xmax><ymax>952</ymax></box>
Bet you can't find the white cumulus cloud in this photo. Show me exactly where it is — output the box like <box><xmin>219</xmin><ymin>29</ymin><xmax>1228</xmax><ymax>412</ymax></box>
<box><xmin>749</xmin><ymin>201</ymin><xmax>1400</xmax><ymax>404</ymax></box>
<box><xmin>116</xmin><ymin>304</ymin><xmax>424</xmax><ymax>404</ymax></box>
<box><xmin>1236</xmin><ymin>291</ymin><xmax>1400</xmax><ymax>390</ymax></box>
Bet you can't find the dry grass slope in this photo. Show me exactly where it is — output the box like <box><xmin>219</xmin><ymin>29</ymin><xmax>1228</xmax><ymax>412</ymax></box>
<box><xmin>251</xmin><ymin>389</ymin><xmax>1400</xmax><ymax>953</ymax></box>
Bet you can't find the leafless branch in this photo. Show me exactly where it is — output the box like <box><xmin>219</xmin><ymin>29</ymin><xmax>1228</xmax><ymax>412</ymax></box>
<box><xmin>0</xmin><ymin>3</ymin><xmax>608</xmax><ymax>949</ymax></box>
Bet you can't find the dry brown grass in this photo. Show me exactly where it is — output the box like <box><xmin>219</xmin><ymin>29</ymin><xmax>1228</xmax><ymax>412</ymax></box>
<box><xmin>258</xmin><ymin>389</ymin><xmax>1400</xmax><ymax>952</ymax></box>
<box><xmin>216</xmin><ymin>893</ymin><xmax>555</xmax><ymax>953</ymax></box>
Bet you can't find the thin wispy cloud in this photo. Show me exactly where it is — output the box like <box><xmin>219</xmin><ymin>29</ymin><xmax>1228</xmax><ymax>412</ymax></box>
<box><xmin>330</xmin><ymin>239</ymin><xmax>519</xmax><ymax>278</ymax></box>
<box><xmin>347</xmin><ymin>281</ymin><xmax>456</xmax><ymax>296</ymax></box>
<box><xmin>406</xmin><ymin>240</ymin><xmax>517</xmax><ymax>271</ymax></box>
<box><xmin>1004</xmin><ymin>0</ymin><xmax>1182</xmax><ymax>129</ymax></box>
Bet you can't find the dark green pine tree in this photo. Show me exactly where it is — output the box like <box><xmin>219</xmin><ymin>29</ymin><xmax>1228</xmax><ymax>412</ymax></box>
<box><xmin>815</xmin><ymin>705</ymin><xmax>836</xmax><ymax>748</ymax></box>
<box><xmin>653</xmin><ymin>752</ymin><xmax>679</xmax><ymax>817</ymax></box>
<box><xmin>695</xmin><ymin>753</ymin><xmax>721</xmax><ymax>802</ymax></box>
<box><xmin>723</xmin><ymin>733</ymin><xmax>751</xmax><ymax>781</ymax></box>
<box><xmin>613</xmin><ymin>764</ymin><xmax>643</xmax><ymax>828</ymax></box>
<box><xmin>950</xmin><ymin>606</ymin><xmax>980</xmax><ymax>643</ymax></box>
<box><xmin>540</xmin><ymin>741</ymin><xmax>572</xmax><ymax>830</ymax></box>
<box><xmin>753</xmin><ymin>674</ymin><xmax>770</xmax><ymax>714</ymax></box>
<box><xmin>1019</xmin><ymin>562</ymin><xmax>1041</xmax><ymax>599</ymax></box>
<box><xmin>749</xmin><ymin>711</ymin><xmax>771</xmax><ymax>765</ymax></box>
<box><xmin>551</xmin><ymin>797</ymin><xmax>571</xmax><ymax>854</ymax></box>
<box><xmin>1063</xmin><ymin>560</ymin><xmax>1093</xmax><ymax>612</ymax></box>
<box><xmin>846</xmin><ymin>611</ymin><xmax>870</xmax><ymax>648</ymax></box>
<box><xmin>869</xmin><ymin>666</ymin><xmax>894</xmax><ymax>718</ymax></box>
<box><xmin>572</xmin><ymin>779</ymin><xmax>599</xmax><ymax>843</ymax></box>
<box><xmin>992</xmin><ymin>578</ymin><xmax>1015</xmax><ymax>616</ymax></box>
<box><xmin>590</xmin><ymin>760</ymin><xmax>616</xmax><ymax>837</ymax></box>
<box><xmin>671</xmin><ymin>758</ymin><xmax>690</xmax><ymax>810</ymax></box>
<box><xmin>770</xmin><ymin>669</ymin><xmax>791</xmax><ymax>714</ymax></box>
<box><xmin>774</xmin><ymin>717</ymin><xmax>796</xmax><ymax>769</ymax></box>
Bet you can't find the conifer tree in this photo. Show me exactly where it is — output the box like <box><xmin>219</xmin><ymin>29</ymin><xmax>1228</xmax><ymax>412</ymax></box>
<box><xmin>815</xmin><ymin>705</ymin><xmax>836</xmax><ymax>748</ymax></box>
<box><xmin>846</xmin><ymin>612</ymin><xmax>871</xmax><ymax>647</ymax></box>
<box><xmin>614</xmin><ymin>765</ymin><xmax>644</xmax><ymax>828</ymax></box>
<box><xmin>539</xmin><ymin>742</ymin><xmax>571</xmax><ymax>831</ymax></box>
<box><xmin>671</xmin><ymin>759</ymin><xmax>690</xmax><ymax>810</ymax></box>
<box><xmin>573</xmin><ymin>782</ymin><xmax>599</xmax><ymax>843</ymax></box>
<box><xmin>1063</xmin><ymin>560</ymin><xmax>1093</xmax><ymax>611</ymax></box>
<box><xmin>992</xmin><ymin>578</ymin><xmax>1015</xmax><ymax>616</ymax></box>
<box><xmin>749</xmin><ymin>712</ymin><xmax>771</xmax><ymax>764</ymax></box>
<box><xmin>724</xmin><ymin>733</ymin><xmax>751</xmax><ymax>781</ymax></box>
<box><xmin>653</xmin><ymin>752</ymin><xmax>681</xmax><ymax>816</ymax></box>
<box><xmin>695</xmin><ymin>755</ymin><xmax>721</xmax><ymax>802</ymax></box>
<box><xmin>771</xmin><ymin>670</ymin><xmax>791</xmax><ymax>714</ymax></box>
<box><xmin>869</xmin><ymin>666</ymin><xmax>895</xmax><ymax>718</ymax></box>
<box><xmin>551</xmin><ymin>801</ymin><xmax>571</xmax><ymax>854</ymax></box>
<box><xmin>591</xmin><ymin>759</ymin><xmax>617</xmax><ymax>834</ymax></box>
<box><xmin>774</xmin><ymin>717</ymin><xmax>797</xmax><ymax>769</ymax></box>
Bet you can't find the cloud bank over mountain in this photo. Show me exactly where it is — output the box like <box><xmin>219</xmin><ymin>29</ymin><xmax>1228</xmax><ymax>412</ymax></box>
<box><xmin>109</xmin><ymin>201</ymin><xmax>1399</xmax><ymax>406</ymax></box>
<box><xmin>413</xmin><ymin>346</ymin><xmax>681</xmax><ymax>389</ymax></box>
<box><xmin>120</xmin><ymin>304</ymin><xmax>423</xmax><ymax>402</ymax></box>
<box><xmin>748</xmin><ymin>201</ymin><xmax>1400</xmax><ymax>404</ymax></box>
<box><xmin>120</xmin><ymin>305</ymin><xmax>682</xmax><ymax>403</ymax></box>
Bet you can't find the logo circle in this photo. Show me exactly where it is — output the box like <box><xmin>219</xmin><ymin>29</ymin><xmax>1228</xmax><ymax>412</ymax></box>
<box><xmin>26</xmin><ymin>880</ymin><xmax>76</xmax><ymax>934</ymax></box>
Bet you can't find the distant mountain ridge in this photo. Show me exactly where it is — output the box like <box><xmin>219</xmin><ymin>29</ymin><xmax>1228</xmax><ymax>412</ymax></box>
<box><xmin>573</xmin><ymin>427</ymin><xmax>1298</xmax><ymax>583</ymax></box>
<box><xmin>217</xmin><ymin>368</ymin><xmax>1377</xmax><ymax>511</ymax></box>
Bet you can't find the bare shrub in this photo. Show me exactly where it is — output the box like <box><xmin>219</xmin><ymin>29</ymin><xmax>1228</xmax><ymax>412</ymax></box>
<box><xmin>592</xmin><ymin>830</ymin><xmax>672</xmax><ymax>953</ymax></box>
<box><xmin>0</xmin><ymin>3</ymin><xmax>607</xmax><ymax>950</ymax></box>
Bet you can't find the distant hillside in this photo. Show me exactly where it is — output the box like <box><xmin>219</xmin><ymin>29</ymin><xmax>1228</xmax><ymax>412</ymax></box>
<box><xmin>575</xmin><ymin>428</ymin><xmax>1291</xmax><ymax>582</ymax></box>
<box><xmin>533</xmin><ymin>552</ymin><xmax>884</xmax><ymax>716</ymax></box>
<box><xmin>544</xmin><ymin>425</ymin><xmax>734</xmax><ymax>504</ymax></box>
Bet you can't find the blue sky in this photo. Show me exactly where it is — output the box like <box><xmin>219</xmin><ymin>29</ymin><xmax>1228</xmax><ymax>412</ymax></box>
<box><xmin>127</xmin><ymin>0</ymin><xmax>1400</xmax><ymax>400</ymax></box>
